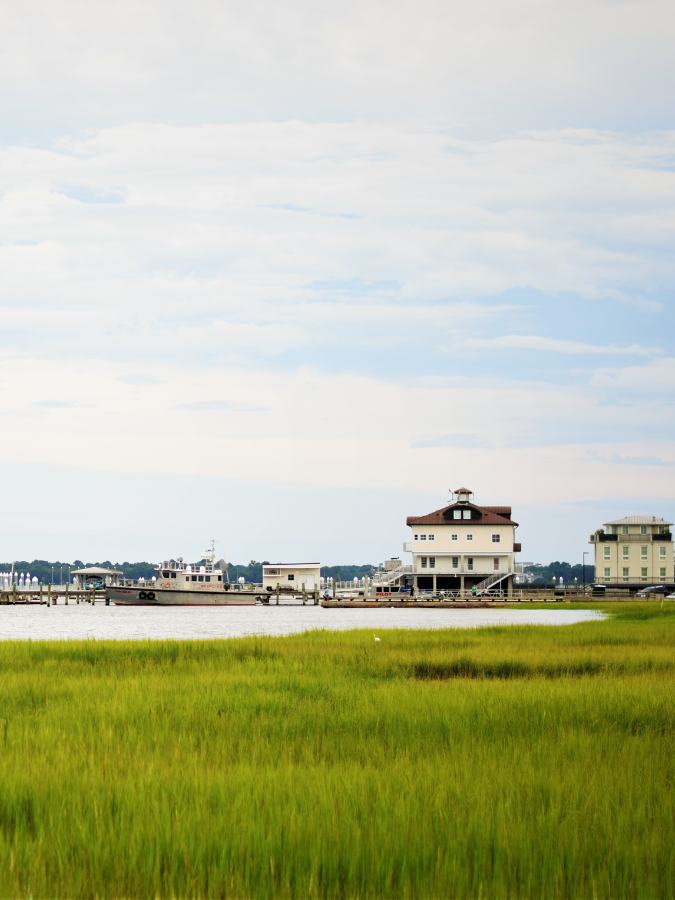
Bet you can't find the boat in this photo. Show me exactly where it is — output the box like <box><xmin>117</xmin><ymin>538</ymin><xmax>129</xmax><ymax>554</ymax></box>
<box><xmin>106</xmin><ymin>543</ymin><xmax>257</xmax><ymax>606</ymax></box>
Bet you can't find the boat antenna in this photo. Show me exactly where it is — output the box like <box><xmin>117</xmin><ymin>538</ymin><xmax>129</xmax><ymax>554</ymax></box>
<box><xmin>202</xmin><ymin>540</ymin><xmax>216</xmax><ymax>564</ymax></box>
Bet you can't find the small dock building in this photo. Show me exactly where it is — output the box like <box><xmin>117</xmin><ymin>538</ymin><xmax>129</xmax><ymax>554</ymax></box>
<box><xmin>262</xmin><ymin>564</ymin><xmax>320</xmax><ymax>592</ymax></box>
<box><xmin>72</xmin><ymin>567</ymin><xmax>123</xmax><ymax>590</ymax></box>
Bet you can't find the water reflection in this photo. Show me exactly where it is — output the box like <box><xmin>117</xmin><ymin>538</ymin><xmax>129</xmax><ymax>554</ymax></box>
<box><xmin>0</xmin><ymin>604</ymin><xmax>603</xmax><ymax>641</ymax></box>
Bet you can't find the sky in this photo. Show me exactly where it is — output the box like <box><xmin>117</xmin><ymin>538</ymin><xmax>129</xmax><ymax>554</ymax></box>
<box><xmin>0</xmin><ymin>0</ymin><xmax>674</xmax><ymax>566</ymax></box>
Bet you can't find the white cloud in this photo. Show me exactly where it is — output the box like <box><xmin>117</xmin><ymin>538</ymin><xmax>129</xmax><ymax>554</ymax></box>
<box><xmin>0</xmin><ymin>353</ymin><xmax>672</xmax><ymax>508</ymax></box>
<box><xmin>0</xmin><ymin>0</ymin><xmax>674</xmax><ymax>135</ymax></box>
<box><xmin>464</xmin><ymin>335</ymin><xmax>661</xmax><ymax>355</ymax></box>
<box><xmin>1</xmin><ymin>123</ymin><xmax>675</xmax><ymax>353</ymax></box>
<box><xmin>589</xmin><ymin>357</ymin><xmax>675</xmax><ymax>391</ymax></box>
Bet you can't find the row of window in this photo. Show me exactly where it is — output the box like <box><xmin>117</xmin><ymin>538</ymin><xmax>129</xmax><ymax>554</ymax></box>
<box><xmin>414</xmin><ymin>533</ymin><xmax>501</xmax><ymax>543</ymax></box>
<box><xmin>185</xmin><ymin>575</ymin><xmax>222</xmax><ymax>583</ymax></box>
<box><xmin>604</xmin><ymin>546</ymin><xmax>668</xmax><ymax>560</ymax></box>
<box><xmin>419</xmin><ymin>557</ymin><xmax>501</xmax><ymax>571</ymax></box>
<box><xmin>161</xmin><ymin>571</ymin><xmax>224</xmax><ymax>583</ymax></box>
<box><xmin>604</xmin><ymin>567</ymin><xmax>668</xmax><ymax>579</ymax></box>
<box><xmin>610</xmin><ymin>525</ymin><xmax>668</xmax><ymax>535</ymax></box>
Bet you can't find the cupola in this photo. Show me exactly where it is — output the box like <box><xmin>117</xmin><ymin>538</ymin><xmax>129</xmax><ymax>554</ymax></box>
<box><xmin>452</xmin><ymin>487</ymin><xmax>474</xmax><ymax>504</ymax></box>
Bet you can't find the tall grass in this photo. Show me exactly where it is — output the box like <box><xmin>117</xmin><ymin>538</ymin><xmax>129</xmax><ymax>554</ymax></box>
<box><xmin>0</xmin><ymin>602</ymin><xmax>672</xmax><ymax>897</ymax></box>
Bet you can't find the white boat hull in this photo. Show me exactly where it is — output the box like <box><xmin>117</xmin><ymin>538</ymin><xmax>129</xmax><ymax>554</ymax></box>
<box><xmin>107</xmin><ymin>587</ymin><xmax>257</xmax><ymax>606</ymax></box>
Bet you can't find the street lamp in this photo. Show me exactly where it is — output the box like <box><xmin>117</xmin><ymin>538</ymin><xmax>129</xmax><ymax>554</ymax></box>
<box><xmin>583</xmin><ymin>551</ymin><xmax>588</xmax><ymax>592</ymax></box>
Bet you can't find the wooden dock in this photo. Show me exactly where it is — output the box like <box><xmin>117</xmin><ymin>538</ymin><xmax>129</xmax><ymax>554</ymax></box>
<box><xmin>0</xmin><ymin>586</ymin><xmax>107</xmax><ymax>605</ymax></box>
<box><xmin>321</xmin><ymin>600</ymin><xmax>509</xmax><ymax>609</ymax></box>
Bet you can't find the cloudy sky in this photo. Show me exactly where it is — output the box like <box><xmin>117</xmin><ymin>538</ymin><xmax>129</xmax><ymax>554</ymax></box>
<box><xmin>1</xmin><ymin>0</ymin><xmax>674</xmax><ymax>565</ymax></box>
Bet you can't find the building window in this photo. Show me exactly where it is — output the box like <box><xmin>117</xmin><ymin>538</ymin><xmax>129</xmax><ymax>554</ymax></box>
<box><xmin>659</xmin><ymin>526</ymin><xmax>667</xmax><ymax>534</ymax></box>
<box><xmin>265</xmin><ymin>568</ymin><xmax>280</xmax><ymax>576</ymax></box>
<box><xmin>611</xmin><ymin>526</ymin><xmax>618</xmax><ymax>534</ymax></box>
<box><xmin>287</xmin><ymin>574</ymin><xmax>294</xmax><ymax>581</ymax></box>
<box><xmin>420</xmin><ymin>557</ymin><xmax>427</xmax><ymax>568</ymax></box>
<box><xmin>640</xmin><ymin>525</ymin><xmax>647</xmax><ymax>534</ymax></box>
<box><xmin>641</xmin><ymin>546</ymin><xmax>648</xmax><ymax>560</ymax></box>
<box><xmin>622</xmin><ymin>526</ymin><xmax>628</xmax><ymax>534</ymax></box>
<box><xmin>660</xmin><ymin>568</ymin><xmax>667</xmax><ymax>579</ymax></box>
<box><xmin>622</xmin><ymin>546</ymin><xmax>629</xmax><ymax>559</ymax></box>
<box><xmin>463</xmin><ymin>510</ymin><xmax>471</xmax><ymax>519</ymax></box>
<box><xmin>641</xmin><ymin>568</ymin><xmax>648</xmax><ymax>579</ymax></box>
<box><xmin>429</xmin><ymin>557</ymin><xmax>436</xmax><ymax>568</ymax></box>
<box><xmin>420</xmin><ymin>534</ymin><xmax>426</xmax><ymax>541</ymax></box>
<box><xmin>452</xmin><ymin>557</ymin><xmax>458</xmax><ymax>568</ymax></box>
<box><xmin>413</xmin><ymin>534</ymin><xmax>419</xmax><ymax>541</ymax></box>
<box><xmin>451</xmin><ymin>534</ymin><xmax>458</xmax><ymax>541</ymax></box>
<box><xmin>622</xmin><ymin>567</ymin><xmax>629</xmax><ymax>580</ymax></box>
<box><xmin>466</xmin><ymin>534</ymin><xmax>473</xmax><ymax>541</ymax></box>
<box><xmin>660</xmin><ymin>546</ymin><xmax>667</xmax><ymax>559</ymax></box>
<box><xmin>467</xmin><ymin>557</ymin><xmax>474</xmax><ymax>571</ymax></box>
<box><xmin>428</xmin><ymin>534</ymin><xmax>435</xmax><ymax>541</ymax></box>
<box><xmin>493</xmin><ymin>558</ymin><xmax>499</xmax><ymax>571</ymax></box>
<box><xmin>604</xmin><ymin>567</ymin><xmax>611</xmax><ymax>578</ymax></box>
<box><xmin>491</xmin><ymin>534</ymin><xmax>501</xmax><ymax>543</ymax></box>
<box><xmin>453</xmin><ymin>510</ymin><xmax>461</xmax><ymax>519</ymax></box>
<box><xmin>604</xmin><ymin>547</ymin><xmax>611</xmax><ymax>559</ymax></box>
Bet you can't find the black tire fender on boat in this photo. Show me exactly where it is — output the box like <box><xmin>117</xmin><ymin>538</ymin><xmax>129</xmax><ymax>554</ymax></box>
<box><xmin>139</xmin><ymin>590</ymin><xmax>147</xmax><ymax>600</ymax></box>
<box><xmin>146</xmin><ymin>591</ymin><xmax>156</xmax><ymax>601</ymax></box>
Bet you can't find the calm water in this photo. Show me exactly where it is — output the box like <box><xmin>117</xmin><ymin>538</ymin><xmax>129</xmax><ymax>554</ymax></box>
<box><xmin>0</xmin><ymin>603</ymin><xmax>604</xmax><ymax>640</ymax></box>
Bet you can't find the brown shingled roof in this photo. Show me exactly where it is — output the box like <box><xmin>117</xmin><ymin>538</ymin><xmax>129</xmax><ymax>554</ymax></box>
<box><xmin>407</xmin><ymin>502</ymin><xmax>517</xmax><ymax>527</ymax></box>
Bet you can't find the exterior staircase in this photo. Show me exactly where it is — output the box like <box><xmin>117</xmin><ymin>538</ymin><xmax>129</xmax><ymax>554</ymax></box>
<box><xmin>473</xmin><ymin>571</ymin><xmax>510</xmax><ymax>593</ymax></box>
<box><xmin>371</xmin><ymin>565</ymin><xmax>412</xmax><ymax>587</ymax></box>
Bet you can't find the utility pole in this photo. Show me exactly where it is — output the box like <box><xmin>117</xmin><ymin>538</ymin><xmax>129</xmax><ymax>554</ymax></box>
<box><xmin>583</xmin><ymin>551</ymin><xmax>588</xmax><ymax>592</ymax></box>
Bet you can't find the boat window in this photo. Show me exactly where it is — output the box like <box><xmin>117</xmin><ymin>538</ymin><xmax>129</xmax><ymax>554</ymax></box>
<box><xmin>162</xmin><ymin>571</ymin><xmax>170</xmax><ymax>577</ymax></box>
<box><xmin>204</xmin><ymin>576</ymin><xmax>210</xmax><ymax>582</ymax></box>
<box><xmin>192</xmin><ymin>575</ymin><xmax>197</xmax><ymax>581</ymax></box>
<box><xmin>171</xmin><ymin>572</ymin><xmax>176</xmax><ymax>579</ymax></box>
<box><xmin>198</xmin><ymin>575</ymin><xmax>204</xmax><ymax>582</ymax></box>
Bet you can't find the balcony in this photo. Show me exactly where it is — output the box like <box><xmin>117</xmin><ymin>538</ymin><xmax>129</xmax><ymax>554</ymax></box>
<box><xmin>590</xmin><ymin>533</ymin><xmax>671</xmax><ymax>543</ymax></box>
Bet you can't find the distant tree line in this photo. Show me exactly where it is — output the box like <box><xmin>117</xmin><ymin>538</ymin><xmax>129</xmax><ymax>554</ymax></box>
<box><xmin>0</xmin><ymin>559</ymin><xmax>592</xmax><ymax>586</ymax></box>
<box><xmin>524</xmin><ymin>562</ymin><xmax>595</xmax><ymax>584</ymax></box>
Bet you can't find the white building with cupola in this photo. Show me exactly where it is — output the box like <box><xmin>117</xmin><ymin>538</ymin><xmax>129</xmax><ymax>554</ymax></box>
<box><xmin>406</xmin><ymin>487</ymin><xmax>520</xmax><ymax>594</ymax></box>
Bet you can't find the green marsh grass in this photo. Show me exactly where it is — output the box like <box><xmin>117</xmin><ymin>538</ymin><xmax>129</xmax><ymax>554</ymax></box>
<box><xmin>0</xmin><ymin>602</ymin><xmax>673</xmax><ymax>897</ymax></box>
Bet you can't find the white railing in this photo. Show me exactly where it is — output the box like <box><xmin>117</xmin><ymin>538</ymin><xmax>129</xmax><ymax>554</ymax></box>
<box><xmin>473</xmin><ymin>571</ymin><xmax>510</xmax><ymax>592</ymax></box>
